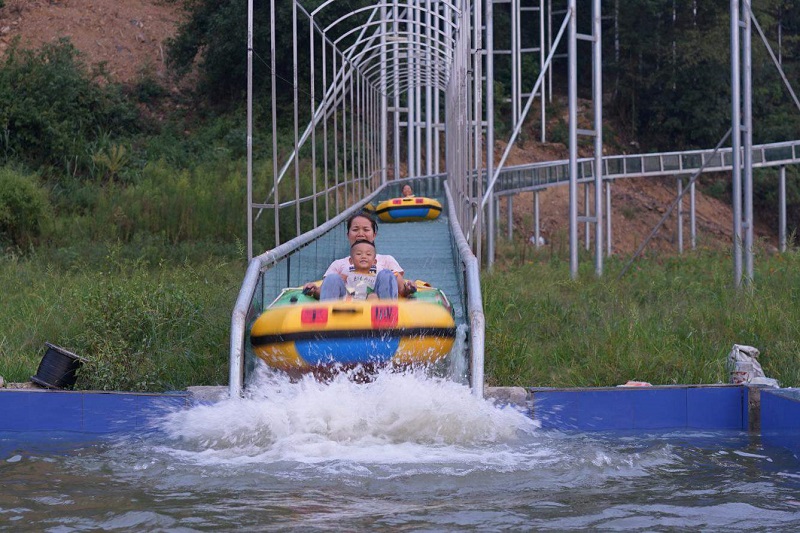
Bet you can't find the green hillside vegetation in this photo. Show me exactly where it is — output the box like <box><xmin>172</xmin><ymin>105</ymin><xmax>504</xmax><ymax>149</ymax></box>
<box><xmin>2</xmin><ymin>1</ymin><xmax>800</xmax><ymax>391</ymax></box>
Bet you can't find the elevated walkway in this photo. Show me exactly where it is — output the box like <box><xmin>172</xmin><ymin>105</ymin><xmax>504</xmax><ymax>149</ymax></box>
<box><xmin>492</xmin><ymin>139</ymin><xmax>800</xmax><ymax>196</ymax></box>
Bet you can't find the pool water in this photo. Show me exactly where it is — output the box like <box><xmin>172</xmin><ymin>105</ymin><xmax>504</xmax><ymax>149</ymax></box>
<box><xmin>2</xmin><ymin>369</ymin><xmax>800</xmax><ymax>531</ymax></box>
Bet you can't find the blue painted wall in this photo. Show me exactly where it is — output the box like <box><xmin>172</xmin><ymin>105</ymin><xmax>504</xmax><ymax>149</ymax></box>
<box><xmin>0</xmin><ymin>390</ymin><xmax>191</xmax><ymax>434</ymax></box>
<box><xmin>530</xmin><ymin>385</ymin><xmax>747</xmax><ymax>431</ymax></box>
<box><xmin>761</xmin><ymin>389</ymin><xmax>800</xmax><ymax>455</ymax></box>
<box><xmin>4</xmin><ymin>384</ymin><xmax>799</xmax><ymax>456</ymax></box>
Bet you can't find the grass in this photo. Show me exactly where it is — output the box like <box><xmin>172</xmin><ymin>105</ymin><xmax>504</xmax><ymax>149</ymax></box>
<box><xmin>0</xmin><ymin>242</ymin><xmax>245</xmax><ymax>391</ymax></box>
<box><xmin>483</xmin><ymin>244</ymin><xmax>800</xmax><ymax>388</ymax></box>
<box><xmin>3</xmin><ymin>238</ymin><xmax>799</xmax><ymax>392</ymax></box>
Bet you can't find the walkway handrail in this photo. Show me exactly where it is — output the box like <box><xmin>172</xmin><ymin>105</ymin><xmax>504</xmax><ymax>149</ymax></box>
<box><xmin>491</xmin><ymin>139</ymin><xmax>800</xmax><ymax>197</ymax></box>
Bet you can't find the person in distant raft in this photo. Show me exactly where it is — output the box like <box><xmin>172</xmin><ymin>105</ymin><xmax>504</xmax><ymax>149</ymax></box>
<box><xmin>401</xmin><ymin>183</ymin><xmax>415</xmax><ymax>197</ymax></box>
<box><xmin>303</xmin><ymin>211</ymin><xmax>416</xmax><ymax>300</ymax></box>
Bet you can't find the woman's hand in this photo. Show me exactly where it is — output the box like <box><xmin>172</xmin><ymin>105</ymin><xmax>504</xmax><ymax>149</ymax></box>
<box><xmin>397</xmin><ymin>276</ymin><xmax>416</xmax><ymax>297</ymax></box>
<box><xmin>404</xmin><ymin>280</ymin><xmax>417</xmax><ymax>295</ymax></box>
<box><xmin>302</xmin><ymin>282</ymin><xmax>320</xmax><ymax>299</ymax></box>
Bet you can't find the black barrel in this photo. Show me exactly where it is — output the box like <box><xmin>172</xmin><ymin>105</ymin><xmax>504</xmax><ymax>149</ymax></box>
<box><xmin>30</xmin><ymin>343</ymin><xmax>87</xmax><ymax>390</ymax></box>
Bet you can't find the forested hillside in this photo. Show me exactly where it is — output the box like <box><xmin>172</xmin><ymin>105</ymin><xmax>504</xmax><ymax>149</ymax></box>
<box><xmin>1</xmin><ymin>0</ymin><xmax>798</xmax><ymax>254</ymax></box>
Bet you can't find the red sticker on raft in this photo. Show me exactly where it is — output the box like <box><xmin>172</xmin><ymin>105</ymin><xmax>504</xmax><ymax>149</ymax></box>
<box><xmin>415</xmin><ymin>198</ymin><xmax>423</xmax><ymax>204</ymax></box>
<box><xmin>392</xmin><ymin>199</ymin><xmax>402</xmax><ymax>205</ymax></box>
<box><xmin>301</xmin><ymin>308</ymin><xmax>328</xmax><ymax>324</ymax></box>
<box><xmin>371</xmin><ymin>305</ymin><xmax>398</xmax><ymax>328</ymax></box>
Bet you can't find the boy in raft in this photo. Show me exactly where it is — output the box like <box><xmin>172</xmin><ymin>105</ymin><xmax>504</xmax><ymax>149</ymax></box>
<box><xmin>401</xmin><ymin>183</ymin><xmax>415</xmax><ymax>197</ymax></box>
<box><xmin>308</xmin><ymin>238</ymin><xmax>404</xmax><ymax>301</ymax></box>
<box><xmin>344</xmin><ymin>239</ymin><xmax>379</xmax><ymax>300</ymax></box>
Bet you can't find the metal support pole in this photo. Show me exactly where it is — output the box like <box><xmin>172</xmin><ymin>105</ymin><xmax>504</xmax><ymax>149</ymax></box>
<box><xmin>393</xmin><ymin>1</ymin><xmax>401</xmax><ymax>182</ymax></box>
<box><xmin>779</xmin><ymin>166</ymin><xmax>787</xmax><ymax>252</ymax></box>
<box><xmin>380</xmin><ymin>10</ymin><xmax>388</xmax><ymax>187</ymax></box>
<box><xmin>271</xmin><ymin>0</ymin><xmax>280</xmax><ymax>248</ymax></box>
<box><xmin>246</xmin><ymin>0</ymin><xmax>254</xmax><ymax>260</ymax></box>
<box><xmin>584</xmin><ymin>184</ymin><xmax>590</xmax><ymax>250</ymax></box>
<box><xmin>512</xmin><ymin>0</ymin><xmax>520</xmax><ymax>123</ymax></box>
<box><xmin>690</xmin><ymin>180</ymin><xmax>696</xmax><ymax>249</ymax></box>
<box><xmin>534</xmin><ymin>191</ymin><xmax>541</xmax><ymax>247</ymax></box>
<box><xmin>495</xmin><ymin>197</ymin><xmax>501</xmax><ymax>240</ymax></box>
<box><xmin>743</xmin><ymin>1</ymin><xmax>754</xmax><ymax>282</ymax></box>
<box><xmin>487</xmin><ymin>0</ymin><xmax>496</xmax><ymax>268</ymax></box>
<box><xmin>292</xmin><ymin>0</ymin><xmax>301</xmax><ymax>237</ymax></box>
<box><xmin>474</xmin><ymin>0</ymin><xmax>484</xmax><ymax>266</ymax></box>
<box><xmin>309</xmin><ymin>19</ymin><xmax>318</xmax><ymax>228</ymax></box>
<box><xmin>677</xmin><ymin>177</ymin><xmax>684</xmax><ymax>254</ymax></box>
<box><xmin>426</xmin><ymin>0</ymin><xmax>433</xmax><ymax>177</ymax></box>
<box><xmin>592</xmin><ymin>0</ymin><xmax>603</xmax><ymax>276</ymax></box>
<box><xmin>605</xmin><ymin>180</ymin><xmax>612</xmax><ymax>256</ymax></box>
<box><xmin>568</xmin><ymin>0</ymin><xmax>578</xmax><ymax>278</ymax></box>
<box><xmin>540</xmin><ymin>0</ymin><xmax>547</xmax><ymax>142</ymax></box>
<box><xmin>407</xmin><ymin>14</ymin><xmax>415</xmax><ymax>180</ymax></box>
<box><xmin>730</xmin><ymin>0</ymin><xmax>743</xmax><ymax>287</ymax></box>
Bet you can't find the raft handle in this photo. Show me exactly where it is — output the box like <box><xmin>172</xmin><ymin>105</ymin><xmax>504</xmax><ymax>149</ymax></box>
<box><xmin>331</xmin><ymin>307</ymin><xmax>362</xmax><ymax>314</ymax></box>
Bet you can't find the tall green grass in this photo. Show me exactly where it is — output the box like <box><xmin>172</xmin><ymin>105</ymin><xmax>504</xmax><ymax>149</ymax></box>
<box><xmin>3</xmin><ymin>238</ymin><xmax>798</xmax><ymax>391</ymax></box>
<box><xmin>0</xmin><ymin>243</ymin><xmax>244</xmax><ymax>391</ymax></box>
<box><xmin>483</xmin><ymin>245</ymin><xmax>800</xmax><ymax>388</ymax></box>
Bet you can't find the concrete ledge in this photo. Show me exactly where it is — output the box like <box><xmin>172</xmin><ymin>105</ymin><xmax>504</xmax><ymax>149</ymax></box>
<box><xmin>485</xmin><ymin>387</ymin><xmax>529</xmax><ymax>409</ymax></box>
<box><xmin>187</xmin><ymin>385</ymin><xmax>229</xmax><ymax>403</ymax></box>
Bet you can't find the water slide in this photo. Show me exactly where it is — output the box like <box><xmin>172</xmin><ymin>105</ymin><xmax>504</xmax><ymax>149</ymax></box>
<box><xmin>229</xmin><ymin>178</ymin><xmax>483</xmax><ymax>399</ymax></box>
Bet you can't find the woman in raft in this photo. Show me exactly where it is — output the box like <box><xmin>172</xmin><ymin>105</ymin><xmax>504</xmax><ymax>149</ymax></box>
<box><xmin>303</xmin><ymin>211</ymin><xmax>416</xmax><ymax>300</ymax></box>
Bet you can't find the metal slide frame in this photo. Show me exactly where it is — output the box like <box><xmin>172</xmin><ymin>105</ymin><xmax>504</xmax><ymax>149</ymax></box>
<box><xmin>239</xmin><ymin>0</ymin><xmax>795</xmax><ymax>396</ymax></box>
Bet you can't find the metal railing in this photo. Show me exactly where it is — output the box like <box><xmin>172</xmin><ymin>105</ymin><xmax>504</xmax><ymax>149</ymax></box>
<box><xmin>444</xmin><ymin>181</ymin><xmax>485</xmax><ymax>398</ymax></box>
<box><xmin>490</xmin><ymin>139</ymin><xmax>800</xmax><ymax>197</ymax></box>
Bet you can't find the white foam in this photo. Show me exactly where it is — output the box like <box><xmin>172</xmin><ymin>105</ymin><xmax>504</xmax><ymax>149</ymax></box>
<box><xmin>159</xmin><ymin>367</ymin><xmax>539</xmax><ymax>466</ymax></box>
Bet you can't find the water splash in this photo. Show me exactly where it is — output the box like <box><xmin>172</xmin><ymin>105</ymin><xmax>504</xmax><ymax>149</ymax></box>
<box><xmin>159</xmin><ymin>366</ymin><xmax>538</xmax><ymax>465</ymax></box>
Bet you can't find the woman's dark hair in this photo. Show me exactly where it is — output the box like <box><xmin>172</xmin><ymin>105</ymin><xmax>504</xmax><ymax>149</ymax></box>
<box><xmin>346</xmin><ymin>210</ymin><xmax>378</xmax><ymax>234</ymax></box>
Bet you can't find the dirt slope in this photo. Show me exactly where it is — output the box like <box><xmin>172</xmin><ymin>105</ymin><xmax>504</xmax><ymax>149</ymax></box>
<box><xmin>0</xmin><ymin>0</ymin><xmax>181</xmax><ymax>85</ymax></box>
<box><xmin>1</xmin><ymin>0</ymin><xmax>774</xmax><ymax>257</ymax></box>
<box><xmin>497</xmin><ymin>140</ymin><xmax>775</xmax><ymax>257</ymax></box>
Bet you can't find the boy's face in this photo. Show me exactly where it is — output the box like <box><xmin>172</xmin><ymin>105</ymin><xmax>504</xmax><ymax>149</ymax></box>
<box><xmin>351</xmin><ymin>242</ymin><xmax>376</xmax><ymax>269</ymax></box>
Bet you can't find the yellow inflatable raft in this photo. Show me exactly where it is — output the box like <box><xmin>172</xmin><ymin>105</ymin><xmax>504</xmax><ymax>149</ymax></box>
<box><xmin>250</xmin><ymin>281</ymin><xmax>456</xmax><ymax>374</ymax></box>
<box><xmin>374</xmin><ymin>197</ymin><xmax>442</xmax><ymax>222</ymax></box>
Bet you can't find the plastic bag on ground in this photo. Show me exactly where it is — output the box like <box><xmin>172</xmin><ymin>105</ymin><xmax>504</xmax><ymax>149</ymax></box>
<box><xmin>727</xmin><ymin>344</ymin><xmax>778</xmax><ymax>387</ymax></box>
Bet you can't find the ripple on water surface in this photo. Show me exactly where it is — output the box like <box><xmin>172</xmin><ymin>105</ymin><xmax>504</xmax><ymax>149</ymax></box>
<box><xmin>2</xmin><ymin>368</ymin><xmax>800</xmax><ymax>530</ymax></box>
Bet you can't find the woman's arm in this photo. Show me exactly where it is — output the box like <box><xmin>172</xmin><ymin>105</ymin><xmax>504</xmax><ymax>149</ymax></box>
<box><xmin>394</xmin><ymin>272</ymin><xmax>417</xmax><ymax>297</ymax></box>
<box><xmin>304</xmin><ymin>257</ymin><xmax>348</xmax><ymax>299</ymax></box>
<box><xmin>378</xmin><ymin>254</ymin><xmax>415</xmax><ymax>297</ymax></box>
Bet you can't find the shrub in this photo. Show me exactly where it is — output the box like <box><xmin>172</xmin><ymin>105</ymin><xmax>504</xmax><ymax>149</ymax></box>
<box><xmin>69</xmin><ymin>257</ymin><xmax>217</xmax><ymax>392</ymax></box>
<box><xmin>0</xmin><ymin>166</ymin><xmax>50</xmax><ymax>248</ymax></box>
<box><xmin>0</xmin><ymin>38</ymin><xmax>140</xmax><ymax>174</ymax></box>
